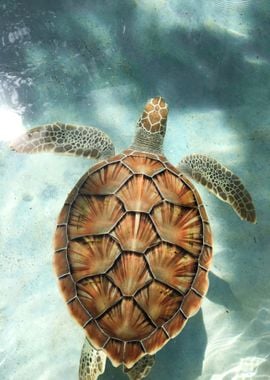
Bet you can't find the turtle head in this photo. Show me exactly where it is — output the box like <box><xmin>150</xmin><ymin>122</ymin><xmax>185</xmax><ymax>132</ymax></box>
<box><xmin>130</xmin><ymin>97</ymin><xmax>169</xmax><ymax>154</ymax></box>
<box><xmin>138</xmin><ymin>97</ymin><xmax>168</xmax><ymax>136</ymax></box>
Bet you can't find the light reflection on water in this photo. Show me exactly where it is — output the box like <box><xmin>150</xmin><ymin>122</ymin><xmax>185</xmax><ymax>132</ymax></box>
<box><xmin>0</xmin><ymin>106</ymin><xmax>25</xmax><ymax>142</ymax></box>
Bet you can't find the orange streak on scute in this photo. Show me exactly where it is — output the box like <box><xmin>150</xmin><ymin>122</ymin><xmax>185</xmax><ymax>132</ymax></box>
<box><xmin>123</xmin><ymin>342</ymin><xmax>145</xmax><ymax>368</ymax></box>
<box><xmin>147</xmin><ymin>243</ymin><xmax>197</xmax><ymax>293</ymax></box>
<box><xmin>135</xmin><ymin>281</ymin><xmax>182</xmax><ymax>326</ymax></box>
<box><xmin>164</xmin><ymin>311</ymin><xmax>187</xmax><ymax>338</ymax></box>
<box><xmin>58</xmin><ymin>275</ymin><xmax>76</xmax><ymax>302</ymax></box>
<box><xmin>203</xmin><ymin>222</ymin><xmax>213</xmax><ymax>246</ymax></box>
<box><xmin>107</xmin><ymin>253</ymin><xmax>151</xmax><ymax>296</ymax></box>
<box><xmin>142</xmin><ymin>328</ymin><xmax>169</xmax><ymax>355</ymax></box>
<box><xmin>103</xmin><ymin>339</ymin><xmax>124</xmax><ymax>367</ymax></box>
<box><xmin>192</xmin><ymin>268</ymin><xmax>209</xmax><ymax>296</ymax></box>
<box><xmin>181</xmin><ymin>290</ymin><xmax>202</xmax><ymax>318</ymax></box>
<box><xmin>77</xmin><ymin>276</ymin><xmax>121</xmax><ymax>317</ymax></box>
<box><xmin>154</xmin><ymin>171</ymin><xmax>196</xmax><ymax>206</ymax></box>
<box><xmin>68</xmin><ymin>195</ymin><xmax>124</xmax><ymax>238</ymax></box>
<box><xmin>123</xmin><ymin>155</ymin><xmax>164</xmax><ymax>176</ymax></box>
<box><xmin>80</xmin><ymin>163</ymin><xmax>131</xmax><ymax>195</ymax></box>
<box><xmin>68</xmin><ymin>236</ymin><xmax>120</xmax><ymax>281</ymax></box>
<box><xmin>68</xmin><ymin>298</ymin><xmax>90</xmax><ymax>326</ymax></box>
<box><xmin>199</xmin><ymin>246</ymin><xmax>213</xmax><ymax>269</ymax></box>
<box><xmin>112</xmin><ymin>213</ymin><xmax>159</xmax><ymax>253</ymax></box>
<box><xmin>98</xmin><ymin>299</ymin><xmax>154</xmax><ymax>340</ymax></box>
<box><xmin>117</xmin><ymin>175</ymin><xmax>162</xmax><ymax>212</ymax></box>
<box><xmin>151</xmin><ymin>203</ymin><xmax>202</xmax><ymax>255</ymax></box>
<box><xmin>84</xmin><ymin>320</ymin><xmax>108</xmax><ymax>349</ymax></box>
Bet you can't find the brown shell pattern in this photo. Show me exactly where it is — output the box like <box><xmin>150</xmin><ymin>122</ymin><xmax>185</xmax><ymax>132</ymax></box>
<box><xmin>53</xmin><ymin>150</ymin><xmax>213</xmax><ymax>369</ymax></box>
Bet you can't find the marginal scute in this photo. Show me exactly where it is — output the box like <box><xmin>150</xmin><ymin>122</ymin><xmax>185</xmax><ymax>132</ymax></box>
<box><xmin>112</xmin><ymin>213</ymin><xmax>159</xmax><ymax>253</ymax></box>
<box><xmin>135</xmin><ymin>281</ymin><xmax>182</xmax><ymax>326</ymax></box>
<box><xmin>68</xmin><ymin>195</ymin><xmax>124</xmax><ymax>238</ymax></box>
<box><xmin>146</xmin><ymin>243</ymin><xmax>197</xmax><ymax>294</ymax></box>
<box><xmin>98</xmin><ymin>299</ymin><xmax>155</xmax><ymax>340</ymax></box>
<box><xmin>181</xmin><ymin>290</ymin><xmax>202</xmax><ymax>318</ymax></box>
<box><xmin>53</xmin><ymin>250</ymin><xmax>69</xmax><ymax>278</ymax></box>
<box><xmin>107</xmin><ymin>253</ymin><xmax>152</xmax><ymax>296</ymax></box>
<box><xmin>164</xmin><ymin>311</ymin><xmax>187</xmax><ymax>338</ymax></box>
<box><xmin>192</xmin><ymin>268</ymin><xmax>209</xmax><ymax>296</ymax></box>
<box><xmin>199</xmin><ymin>204</ymin><xmax>208</xmax><ymax>221</ymax></box>
<box><xmin>203</xmin><ymin>222</ymin><xmax>213</xmax><ymax>246</ymax></box>
<box><xmin>151</xmin><ymin>202</ymin><xmax>203</xmax><ymax>255</ymax></box>
<box><xmin>54</xmin><ymin>225</ymin><xmax>67</xmax><ymax>251</ymax></box>
<box><xmin>154</xmin><ymin>171</ymin><xmax>196</xmax><ymax>206</ymax></box>
<box><xmin>68</xmin><ymin>297</ymin><xmax>91</xmax><ymax>326</ymax></box>
<box><xmin>103</xmin><ymin>339</ymin><xmax>124</xmax><ymax>367</ymax></box>
<box><xmin>193</xmin><ymin>189</ymin><xmax>203</xmax><ymax>205</ymax></box>
<box><xmin>65</xmin><ymin>187</ymin><xmax>78</xmax><ymax>205</ymax></box>
<box><xmin>123</xmin><ymin>342</ymin><xmax>145</xmax><ymax>368</ymax></box>
<box><xmin>117</xmin><ymin>175</ymin><xmax>162</xmax><ymax>212</ymax></box>
<box><xmin>142</xmin><ymin>328</ymin><xmax>169</xmax><ymax>355</ymax></box>
<box><xmin>84</xmin><ymin>320</ymin><xmax>108</xmax><ymax>349</ymax></box>
<box><xmin>164</xmin><ymin>161</ymin><xmax>180</xmax><ymax>176</ymax></box>
<box><xmin>58</xmin><ymin>274</ymin><xmax>76</xmax><ymax>302</ymax></box>
<box><xmin>80</xmin><ymin>163</ymin><xmax>131</xmax><ymax>195</ymax></box>
<box><xmin>77</xmin><ymin>276</ymin><xmax>121</xmax><ymax>317</ymax></box>
<box><xmin>199</xmin><ymin>245</ymin><xmax>213</xmax><ymax>269</ymax></box>
<box><xmin>57</xmin><ymin>204</ymin><xmax>70</xmax><ymax>224</ymax></box>
<box><xmin>68</xmin><ymin>236</ymin><xmax>120</xmax><ymax>281</ymax></box>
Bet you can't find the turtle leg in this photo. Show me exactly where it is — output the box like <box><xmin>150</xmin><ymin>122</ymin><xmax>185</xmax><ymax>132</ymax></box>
<box><xmin>10</xmin><ymin>122</ymin><xmax>115</xmax><ymax>159</ymax></box>
<box><xmin>123</xmin><ymin>355</ymin><xmax>155</xmax><ymax>380</ymax></box>
<box><xmin>179</xmin><ymin>154</ymin><xmax>256</xmax><ymax>223</ymax></box>
<box><xmin>79</xmin><ymin>338</ymin><xmax>107</xmax><ymax>380</ymax></box>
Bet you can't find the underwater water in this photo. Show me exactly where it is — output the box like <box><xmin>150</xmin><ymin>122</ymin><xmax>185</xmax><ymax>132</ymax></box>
<box><xmin>0</xmin><ymin>0</ymin><xmax>270</xmax><ymax>379</ymax></box>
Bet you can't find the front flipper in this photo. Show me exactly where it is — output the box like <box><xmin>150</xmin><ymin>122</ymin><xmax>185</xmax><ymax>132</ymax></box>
<box><xmin>10</xmin><ymin>122</ymin><xmax>115</xmax><ymax>159</ymax></box>
<box><xmin>123</xmin><ymin>355</ymin><xmax>155</xmax><ymax>380</ymax></box>
<box><xmin>179</xmin><ymin>154</ymin><xmax>256</xmax><ymax>223</ymax></box>
<box><xmin>79</xmin><ymin>338</ymin><xmax>106</xmax><ymax>380</ymax></box>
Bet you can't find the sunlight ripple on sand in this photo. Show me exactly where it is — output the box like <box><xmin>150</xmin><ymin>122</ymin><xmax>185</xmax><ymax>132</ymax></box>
<box><xmin>202</xmin><ymin>302</ymin><xmax>270</xmax><ymax>379</ymax></box>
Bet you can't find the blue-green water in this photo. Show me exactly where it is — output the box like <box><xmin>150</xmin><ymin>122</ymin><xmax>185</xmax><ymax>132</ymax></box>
<box><xmin>0</xmin><ymin>1</ymin><xmax>269</xmax><ymax>379</ymax></box>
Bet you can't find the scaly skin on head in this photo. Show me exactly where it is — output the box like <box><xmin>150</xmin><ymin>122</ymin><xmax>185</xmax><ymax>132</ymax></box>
<box><xmin>130</xmin><ymin>97</ymin><xmax>169</xmax><ymax>154</ymax></box>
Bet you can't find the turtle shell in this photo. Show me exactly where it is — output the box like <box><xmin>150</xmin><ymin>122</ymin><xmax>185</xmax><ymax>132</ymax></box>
<box><xmin>53</xmin><ymin>149</ymin><xmax>213</xmax><ymax>369</ymax></box>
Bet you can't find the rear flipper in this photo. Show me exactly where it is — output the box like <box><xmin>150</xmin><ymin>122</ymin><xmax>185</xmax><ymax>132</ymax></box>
<box><xmin>179</xmin><ymin>154</ymin><xmax>256</xmax><ymax>223</ymax></box>
<box><xmin>10</xmin><ymin>122</ymin><xmax>115</xmax><ymax>159</ymax></box>
<box><xmin>79</xmin><ymin>338</ymin><xmax>106</xmax><ymax>380</ymax></box>
<box><xmin>123</xmin><ymin>355</ymin><xmax>155</xmax><ymax>380</ymax></box>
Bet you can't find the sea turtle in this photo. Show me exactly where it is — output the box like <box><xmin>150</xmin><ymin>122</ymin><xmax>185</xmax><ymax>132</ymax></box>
<box><xmin>11</xmin><ymin>97</ymin><xmax>256</xmax><ymax>380</ymax></box>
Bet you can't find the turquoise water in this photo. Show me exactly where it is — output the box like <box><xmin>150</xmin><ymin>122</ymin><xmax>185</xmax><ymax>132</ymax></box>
<box><xmin>0</xmin><ymin>1</ymin><xmax>269</xmax><ymax>379</ymax></box>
